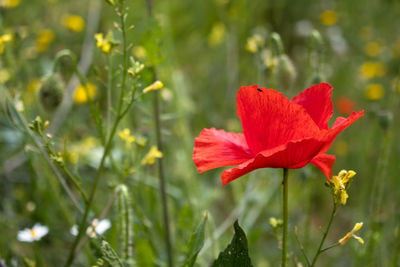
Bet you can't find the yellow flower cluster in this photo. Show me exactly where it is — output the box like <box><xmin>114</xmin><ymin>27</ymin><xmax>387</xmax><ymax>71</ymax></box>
<box><xmin>0</xmin><ymin>33</ymin><xmax>12</xmax><ymax>54</ymax></box>
<box><xmin>36</xmin><ymin>29</ymin><xmax>55</xmax><ymax>52</ymax></box>
<box><xmin>62</xmin><ymin>15</ymin><xmax>85</xmax><ymax>32</ymax></box>
<box><xmin>339</xmin><ymin>222</ymin><xmax>364</xmax><ymax>245</ymax></box>
<box><xmin>94</xmin><ymin>32</ymin><xmax>114</xmax><ymax>54</ymax></box>
<box><xmin>360</xmin><ymin>61</ymin><xmax>386</xmax><ymax>79</ymax></box>
<box><xmin>245</xmin><ymin>34</ymin><xmax>264</xmax><ymax>53</ymax></box>
<box><xmin>0</xmin><ymin>0</ymin><xmax>20</xmax><ymax>8</ymax></box>
<box><xmin>320</xmin><ymin>10</ymin><xmax>338</xmax><ymax>26</ymax></box>
<box><xmin>365</xmin><ymin>83</ymin><xmax>384</xmax><ymax>101</ymax></box>
<box><xmin>208</xmin><ymin>22</ymin><xmax>226</xmax><ymax>47</ymax></box>
<box><xmin>331</xmin><ymin>170</ymin><xmax>356</xmax><ymax>205</ymax></box>
<box><xmin>118</xmin><ymin>128</ymin><xmax>135</xmax><ymax>149</ymax></box>
<box><xmin>365</xmin><ymin>42</ymin><xmax>382</xmax><ymax>57</ymax></box>
<box><xmin>74</xmin><ymin>83</ymin><xmax>97</xmax><ymax>104</ymax></box>
<box><xmin>141</xmin><ymin>146</ymin><xmax>163</xmax><ymax>165</ymax></box>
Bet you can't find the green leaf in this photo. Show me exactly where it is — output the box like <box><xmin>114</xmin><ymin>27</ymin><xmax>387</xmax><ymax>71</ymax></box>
<box><xmin>100</xmin><ymin>240</ymin><xmax>124</xmax><ymax>267</ymax></box>
<box><xmin>181</xmin><ymin>212</ymin><xmax>208</xmax><ymax>267</ymax></box>
<box><xmin>211</xmin><ymin>220</ymin><xmax>253</xmax><ymax>267</ymax></box>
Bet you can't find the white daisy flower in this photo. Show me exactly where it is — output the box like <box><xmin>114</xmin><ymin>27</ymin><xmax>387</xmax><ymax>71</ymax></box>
<box><xmin>70</xmin><ymin>219</ymin><xmax>111</xmax><ymax>238</ymax></box>
<box><xmin>17</xmin><ymin>223</ymin><xmax>49</xmax><ymax>242</ymax></box>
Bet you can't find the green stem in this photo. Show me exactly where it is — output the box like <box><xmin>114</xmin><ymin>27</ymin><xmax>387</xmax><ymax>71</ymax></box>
<box><xmin>37</xmin><ymin>130</ymin><xmax>89</xmax><ymax>204</ymax></box>
<box><xmin>106</xmin><ymin>54</ymin><xmax>113</xmax><ymax>139</ymax></box>
<box><xmin>64</xmin><ymin>4</ymin><xmax>130</xmax><ymax>266</ymax></box>
<box><xmin>320</xmin><ymin>242</ymin><xmax>340</xmax><ymax>253</ymax></box>
<box><xmin>282</xmin><ymin>168</ymin><xmax>288</xmax><ymax>267</ymax></box>
<box><xmin>144</xmin><ymin>1</ymin><xmax>173</xmax><ymax>266</ymax></box>
<box><xmin>154</xmin><ymin>86</ymin><xmax>173</xmax><ymax>267</ymax></box>
<box><xmin>311</xmin><ymin>203</ymin><xmax>337</xmax><ymax>266</ymax></box>
<box><xmin>294</xmin><ymin>226</ymin><xmax>311</xmax><ymax>267</ymax></box>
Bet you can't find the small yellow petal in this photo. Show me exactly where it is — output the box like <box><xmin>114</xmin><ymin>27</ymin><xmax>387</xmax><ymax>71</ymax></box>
<box><xmin>353</xmin><ymin>222</ymin><xmax>363</xmax><ymax>232</ymax></box>
<box><xmin>353</xmin><ymin>235</ymin><xmax>364</xmax><ymax>244</ymax></box>
<box><xmin>143</xmin><ymin>81</ymin><xmax>164</xmax><ymax>94</ymax></box>
<box><xmin>141</xmin><ymin>146</ymin><xmax>163</xmax><ymax>165</ymax></box>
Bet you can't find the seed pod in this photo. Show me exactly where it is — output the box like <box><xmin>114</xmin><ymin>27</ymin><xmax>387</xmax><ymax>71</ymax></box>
<box><xmin>116</xmin><ymin>184</ymin><xmax>134</xmax><ymax>261</ymax></box>
<box><xmin>276</xmin><ymin>54</ymin><xmax>297</xmax><ymax>92</ymax></box>
<box><xmin>38</xmin><ymin>73</ymin><xmax>64</xmax><ymax>112</ymax></box>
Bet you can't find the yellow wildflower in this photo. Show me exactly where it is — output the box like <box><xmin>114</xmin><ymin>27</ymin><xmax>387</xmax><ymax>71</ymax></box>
<box><xmin>118</xmin><ymin>128</ymin><xmax>135</xmax><ymax>149</ymax></box>
<box><xmin>0</xmin><ymin>33</ymin><xmax>12</xmax><ymax>54</ymax></box>
<box><xmin>269</xmin><ymin>217</ymin><xmax>283</xmax><ymax>228</ymax></box>
<box><xmin>208</xmin><ymin>22</ymin><xmax>226</xmax><ymax>47</ymax></box>
<box><xmin>365</xmin><ymin>83</ymin><xmax>384</xmax><ymax>101</ymax></box>
<box><xmin>320</xmin><ymin>10</ymin><xmax>337</xmax><ymax>26</ymax></box>
<box><xmin>132</xmin><ymin>46</ymin><xmax>147</xmax><ymax>59</ymax></box>
<box><xmin>339</xmin><ymin>222</ymin><xmax>364</xmax><ymax>245</ymax></box>
<box><xmin>62</xmin><ymin>15</ymin><xmax>85</xmax><ymax>32</ymax></box>
<box><xmin>141</xmin><ymin>145</ymin><xmax>162</xmax><ymax>165</ymax></box>
<box><xmin>364</xmin><ymin>42</ymin><xmax>381</xmax><ymax>57</ymax></box>
<box><xmin>331</xmin><ymin>170</ymin><xmax>356</xmax><ymax>205</ymax></box>
<box><xmin>135</xmin><ymin>136</ymin><xmax>147</xmax><ymax>147</ymax></box>
<box><xmin>27</xmin><ymin>78</ymin><xmax>42</xmax><ymax>93</ymax></box>
<box><xmin>0</xmin><ymin>0</ymin><xmax>20</xmax><ymax>8</ymax></box>
<box><xmin>360</xmin><ymin>61</ymin><xmax>386</xmax><ymax>79</ymax></box>
<box><xmin>74</xmin><ymin>83</ymin><xmax>97</xmax><ymax>104</ymax></box>
<box><xmin>0</xmin><ymin>69</ymin><xmax>10</xmax><ymax>83</ymax></box>
<box><xmin>94</xmin><ymin>32</ymin><xmax>115</xmax><ymax>54</ymax></box>
<box><xmin>143</xmin><ymin>80</ymin><xmax>164</xmax><ymax>94</ymax></box>
<box><xmin>36</xmin><ymin>29</ymin><xmax>55</xmax><ymax>52</ymax></box>
<box><xmin>245</xmin><ymin>34</ymin><xmax>264</xmax><ymax>53</ymax></box>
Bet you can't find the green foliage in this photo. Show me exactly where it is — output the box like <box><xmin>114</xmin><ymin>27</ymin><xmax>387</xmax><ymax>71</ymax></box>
<box><xmin>181</xmin><ymin>212</ymin><xmax>208</xmax><ymax>267</ymax></box>
<box><xmin>211</xmin><ymin>220</ymin><xmax>253</xmax><ymax>267</ymax></box>
<box><xmin>99</xmin><ymin>240</ymin><xmax>124</xmax><ymax>267</ymax></box>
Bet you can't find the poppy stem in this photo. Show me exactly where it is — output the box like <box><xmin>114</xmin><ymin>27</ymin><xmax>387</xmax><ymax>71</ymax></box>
<box><xmin>282</xmin><ymin>168</ymin><xmax>289</xmax><ymax>267</ymax></box>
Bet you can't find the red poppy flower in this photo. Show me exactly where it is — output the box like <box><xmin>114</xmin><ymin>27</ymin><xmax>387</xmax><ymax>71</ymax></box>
<box><xmin>193</xmin><ymin>83</ymin><xmax>364</xmax><ymax>185</ymax></box>
<box><xmin>336</xmin><ymin>96</ymin><xmax>356</xmax><ymax>116</ymax></box>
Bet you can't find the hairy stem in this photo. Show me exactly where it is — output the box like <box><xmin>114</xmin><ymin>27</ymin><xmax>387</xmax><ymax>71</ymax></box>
<box><xmin>282</xmin><ymin>168</ymin><xmax>288</xmax><ymax>267</ymax></box>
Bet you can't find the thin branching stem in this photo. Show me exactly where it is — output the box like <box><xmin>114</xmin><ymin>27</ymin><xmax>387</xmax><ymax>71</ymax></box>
<box><xmin>311</xmin><ymin>203</ymin><xmax>337</xmax><ymax>266</ymax></box>
<box><xmin>294</xmin><ymin>226</ymin><xmax>311</xmax><ymax>267</ymax></box>
<box><xmin>64</xmin><ymin>3</ymin><xmax>131</xmax><ymax>266</ymax></box>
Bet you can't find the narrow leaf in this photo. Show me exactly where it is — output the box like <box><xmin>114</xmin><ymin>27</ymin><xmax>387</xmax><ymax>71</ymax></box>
<box><xmin>211</xmin><ymin>220</ymin><xmax>253</xmax><ymax>267</ymax></box>
<box><xmin>181</xmin><ymin>212</ymin><xmax>208</xmax><ymax>267</ymax></box>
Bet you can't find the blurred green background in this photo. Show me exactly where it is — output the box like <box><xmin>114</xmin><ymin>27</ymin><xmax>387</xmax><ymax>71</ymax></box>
<box><xmin>1</xmin><ymin>0</ymin><xmax>400</xmax><ymax>266</ymax></box>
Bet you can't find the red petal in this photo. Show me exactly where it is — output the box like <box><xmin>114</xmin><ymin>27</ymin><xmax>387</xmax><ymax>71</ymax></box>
<box><xmin>221</xmin><ymin>138</ymin><xmax>327</xmax><ymax>185</ymax></box>
<box><xmin>292</xmin><ymin>83</ymin><xmax>333</xmax><ymax>130</ymax></box>
<box><xmin>311</xmin><ymin>154</ymin><xmax>335</xmax><ymax>181</ymax></box>
<box><xmin>318</xmin><ymin>110</ymin><xmax>364</xmax><ymax>154</ymax></box>
<box><xmin>236</xmin><ymin>85</ymin><xmax>320</xmax><ymax>154</ymax></box>
<box><xmin>193</xmin><ymin>128</ymin><xmax>253</xmax><ymax>173</ymax></box>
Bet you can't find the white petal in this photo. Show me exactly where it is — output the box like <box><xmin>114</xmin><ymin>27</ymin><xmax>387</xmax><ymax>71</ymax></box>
<box><xmin>95</xmin><ymin>219</ymin><xmax>111</xmax><ymax>235</ymax></box>
<box><xmin>33</xmin><ymin>224</ymin><xmax>49</xmax><ymax>239</ymax></box>
<box><xmin>70</xmin><ymin>225</ymin><xmax>78</xmax><ymax>236</ymax></box>
<box><xmin>17</xmin><ymin>229</ymin><xmax>34</xmax><ymax>242</ymax></box>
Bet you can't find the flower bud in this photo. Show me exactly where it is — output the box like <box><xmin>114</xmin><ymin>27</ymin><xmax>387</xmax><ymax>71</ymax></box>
<box><xmin>38</xmin><ymin>73</ymin><xmax>64</xmax><ymax>112</ymax></box>
<box><xmin>105</xmin><ymin>0</ymin><xmax>115</xmax><ymax>6</ymax></box>
<box><xmin>276</xmin><ymin>54</ymin><xmax>297</xmax><ymax>91</ymax></box>
<box><xmin>377</xmin><ymin>110</ymin><xmax>393</xmax><ymax>131</ymax></box>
